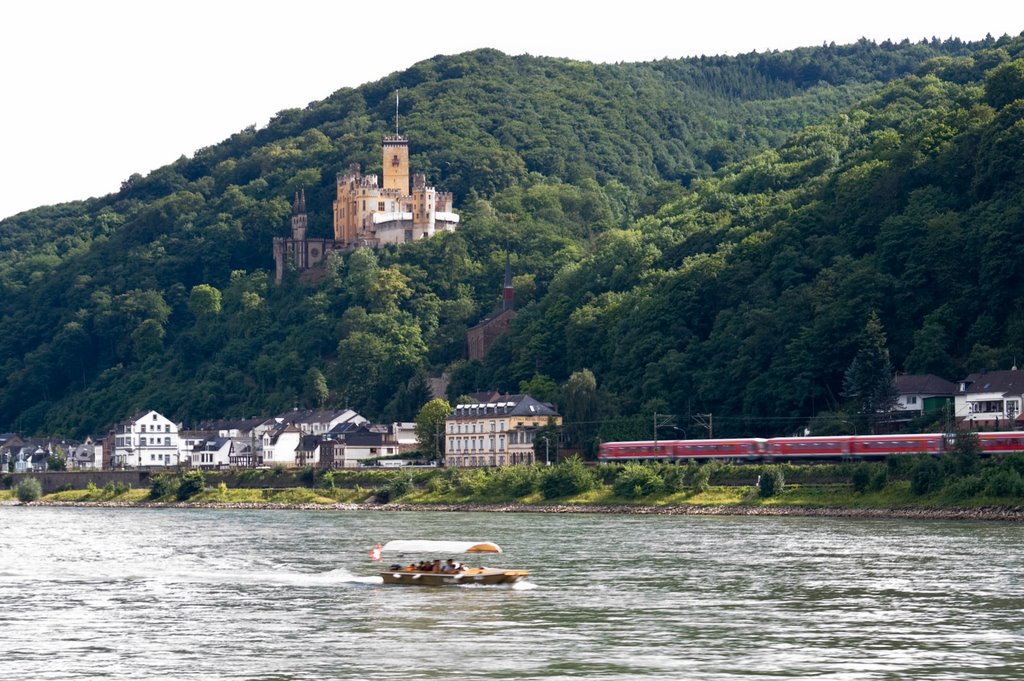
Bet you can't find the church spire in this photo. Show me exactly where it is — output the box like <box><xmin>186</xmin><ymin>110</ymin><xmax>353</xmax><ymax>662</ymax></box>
<box><xmin>292</xmin><ymin>188</ymin><xmax>306</xmax><ymax>216</ymax></box>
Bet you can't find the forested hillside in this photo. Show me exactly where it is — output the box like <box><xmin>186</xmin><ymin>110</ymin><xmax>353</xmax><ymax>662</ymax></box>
<box><xmin>0</xmin><ymin>35</ymin><xmax>1019</xmax><ymax>439</ymax></box>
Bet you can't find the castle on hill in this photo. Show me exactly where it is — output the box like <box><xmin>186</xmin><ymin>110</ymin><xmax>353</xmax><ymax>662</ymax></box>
<box><xmin>273</xmin><ymin>133</ymin><xmax>459</xmax><ymax>283</ymax></box>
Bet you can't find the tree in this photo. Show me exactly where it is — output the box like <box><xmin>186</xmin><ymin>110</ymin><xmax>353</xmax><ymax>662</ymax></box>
<box><xmin>948</xmin><ymin>430</ymin><xmax>981</xmax><ymax>477</ymax></box>
<box><xmin>415</xmin><ymin>398</ymin><xmax>452</xmax><ymax>461</ymax></box>
<box><xmin>188</xmin><ymin>284</ymin><xmax>222</xmax><ymax>319</ymax></box>
<box><xmin>560</xmin><ymin>369</ymin><xmax>603</xmax><ymax>458</ymax></box>
<box><xmin>15</xmin><ymin>477</ymin><xmax>42</xmax><ymax>502</ymax></box>
<box><xmin>47</xmin><ymin>450</ymin><xmax>67</xmax><ymax>471</ymax></box>
<box><xmin>303</xmin><ymin>368</ymin><xmax>329</xmax><ymax>408</ymax></box>
<box><xmin>842</xmin><ymin>312</ymin><xmax>899</xmax><ymax>433</ymax></box>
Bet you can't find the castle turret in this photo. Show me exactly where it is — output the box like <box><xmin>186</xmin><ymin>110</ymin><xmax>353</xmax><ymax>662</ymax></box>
<box><xmin>291</xmin><ymin>189</ymin><xmax>308</xmax><ymax>242</ymax></box>
<box><xmin>382</xmin><ymin>134</ymin><xmax>409</xmax><ymax>193</ymax></box>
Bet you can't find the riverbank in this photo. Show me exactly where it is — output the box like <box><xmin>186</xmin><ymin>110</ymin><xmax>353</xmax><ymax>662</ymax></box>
<box><xmin>12</xmin><ymin>498</ymin><xmax>1024</xmax><ymax>521</ymax></box>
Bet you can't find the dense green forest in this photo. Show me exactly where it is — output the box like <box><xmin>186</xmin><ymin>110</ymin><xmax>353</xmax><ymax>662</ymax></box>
<box><xmin>1</xmin><ymin>35</ymin><xmax>1022</xmax><ymax>444</ymax></box>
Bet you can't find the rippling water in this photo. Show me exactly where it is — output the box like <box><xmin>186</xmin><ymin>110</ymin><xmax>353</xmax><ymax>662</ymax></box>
<box><xmin>1</xmin><ymin>506</ymin><xmax>1022</xmax><ymax>680</ymax></box>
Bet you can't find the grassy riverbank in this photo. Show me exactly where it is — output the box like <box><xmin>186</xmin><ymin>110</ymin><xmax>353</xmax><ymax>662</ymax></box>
<box><xmin>5</xmin><ymin>456</ymin><xmax>1024</xmax><ymax>520</ymax></box>
<box><xmin>5</xmin><ymin>480</ymin><xmax>1024</xmax><ymax>520</ymax></box>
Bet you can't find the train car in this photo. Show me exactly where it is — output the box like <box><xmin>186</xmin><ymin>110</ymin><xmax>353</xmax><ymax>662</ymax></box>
<box><xmin>848</xmin><ymin>433</ymin><xmax>945</xmax><ymax>458</ymax></box>
<box><xmin>671</xmin><ymin>439</ymin><xmax>767</xmax><ymax>461</ymax></box>
<box><xmin>976</xmin><ymin>431</ymin><xmax>1024</xmax><ymax>455</ymax></box>
<box><xmin>597</xmin><ymin>441</ymin><xmax>674</xmax><ymax>463</ymax></box>
<box><xmin>765</xmin><ymin>436</ymin><xmax>854</xmax><ymax>459</ymax></box>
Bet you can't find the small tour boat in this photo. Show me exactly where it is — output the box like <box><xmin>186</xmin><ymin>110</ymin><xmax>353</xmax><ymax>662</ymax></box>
<box><xmin>375</xmin><ymin>540</ymin><xmax>529</xmax><ymax>587</ymax></box>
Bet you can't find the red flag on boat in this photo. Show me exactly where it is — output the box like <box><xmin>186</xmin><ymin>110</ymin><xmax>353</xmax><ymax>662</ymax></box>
<box><xmin>370</xmin><ymin>544</ymin><xmax>382</xmax><ymax>561</ymax></box>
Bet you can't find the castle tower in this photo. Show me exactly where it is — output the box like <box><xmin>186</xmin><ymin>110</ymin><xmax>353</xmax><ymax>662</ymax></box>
<box><xmin>502</xmin><ymin>251</ymin><xmax>515</xmax><ymax>312</ymax></box>
<box><xmin>291</xmin><ymin>189</ymin><xmax>308</xmax><ymax>242</ymax></box>
<box><xmin>382</xmin><ymin>134</ymin><xmax>409</xmax><ymax>193</ymax></box>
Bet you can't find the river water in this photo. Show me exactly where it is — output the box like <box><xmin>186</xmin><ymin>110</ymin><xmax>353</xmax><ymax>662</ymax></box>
<box><xmin>1</xmin><ymin>506</ymin><xmax>1022</xmax><ymax>680</ymax></box>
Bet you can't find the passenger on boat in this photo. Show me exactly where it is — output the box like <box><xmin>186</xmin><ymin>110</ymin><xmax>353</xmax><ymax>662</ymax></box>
<box><xmin>389</xmin><ymin>563</ymin><xmax>402</xmax><ymax>571</ymax></box>
<box><xmin>405</xmin><ymin>563</ymin><xmax>417</xmax><ymax>571</ymax></box>
<box><xmin>431</xmin><ymin>559</ymin><xmax>442</xmax><ymax>573</ymax></box>
<box><xmin>441</xmin><ymin>559</ymin><xmax>457</xmax><ymax>573</ymax></box>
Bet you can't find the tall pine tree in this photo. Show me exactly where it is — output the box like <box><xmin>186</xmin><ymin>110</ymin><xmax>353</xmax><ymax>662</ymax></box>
<box><xmin>842</xmin><ymin>312</ymin><xmax>899</xmax><ymax>433</ymax></box>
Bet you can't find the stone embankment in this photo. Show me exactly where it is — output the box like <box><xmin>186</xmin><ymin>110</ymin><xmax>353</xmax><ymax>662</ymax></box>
<box><xmin>20</xmin><ymin>499</ymin><xmax>1024</xmax><ymax>521</ymax></box>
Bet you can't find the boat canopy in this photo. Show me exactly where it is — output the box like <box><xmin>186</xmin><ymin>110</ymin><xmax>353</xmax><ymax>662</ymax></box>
<box><xmin>380</xmin><ymin>540</ymin><xmax>502</xmax><ymax>555</ymax></box>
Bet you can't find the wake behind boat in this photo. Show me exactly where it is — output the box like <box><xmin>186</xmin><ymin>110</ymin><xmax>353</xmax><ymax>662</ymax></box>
<box><xmin>373</xmin><ymin>540</ymin><xmax>529</xmax><ymax>587</ymax></box>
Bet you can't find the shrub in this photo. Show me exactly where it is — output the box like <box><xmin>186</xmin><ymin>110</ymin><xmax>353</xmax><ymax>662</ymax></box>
<box><xmin>450</xmin><ymin>468</ymin><xmax>490</xmax><ymax>497</ymax></box>
<box><xmin>426</xmin><ymin>474</ymin><xmax>453</xmax><ymax>495</ymax></box>
<box><xmin>655</xmin><ymin>463</ymin><xmax>686</xmax><ymax>492</ymax></box>
<box><xmin>595</xmin><ymin>464</ymin><xmax>622</xmax><ymax>485</ymax></box>
<box><xmin>887</xmin><ymin>455</ymin><xmax>916</xmax><ymax>477</ymax></box>
<box><xmin>910</xmin><ymin>458</ymin><xmax>943</xmax><ymax>495</ymax></box>
<box><xmin>15</xmin><ymin>477</ymin><xmax>42</xmax><ymax>502</ymax></box>
<box><xmin>758</xmin><ymin>467</ymin><xmax>785</xmax><ymax>498</ymax></box>
<box><xmin>387</xmin><ymin>473</ymin><xmax>414</xmax><ymax>500</ymax></box>
<box><xmin>540</xmin><ymin>457</ymin><xmax>596</xmax><ymax>499</ymax></box>
<box><xmin>613</xmin><ymin>463</ymin><xmax>666</xmax><ymax>499</ymax></box>
<box><xmin>869</xmin><ymin>468</ymin><xmax>888</xmax><ymax>491</ymax></box>
<box><xmin>177</xmin><ymin>470</ymin><xmax>206</xmax><ymax>500</ymax></box>
<box><xmin>149</xmin><ymin>474</ymin><xmax>181</xmax><ymax>499</ymax></box>
<box><xmin>851</xmin><ymin>464</ymin><xmax>872</xmax><ymax>494</ymax></box>
<box><xmin>944</xmin><ymin>474</ymin><xmax>984</xmax><ymax>500</ymax></box>
<box><xmin>691</xmin><ymin>461</ymin><xmax>719</xmax><ymax>493</ymax></box>
<box><xmin>487</xmin><ymin>465</ymin><xmax>541</xmax><ymax>498</ymax></box>
<box><xmin>319</xmin><ymin>470</ymin><xmax>337</xmax><ymax>490</ymax></box>
<box><xmin>983</xmin><ymin>467</ymin><xmax>1023</xmax><ymax>497</ymax></box>
<box><xmin>104</xmin><ymin>481</ymin><xmax>131</xmax><ymax>497</ymax></box>
<box><xmin>85</xmin><ymin>481</ymin><xmax>98</xmax><ymax>496</ymax></box>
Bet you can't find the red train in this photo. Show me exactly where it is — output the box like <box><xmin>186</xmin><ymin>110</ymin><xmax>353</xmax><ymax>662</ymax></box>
<box><xmin>597</xmin><ymin>432</ymin><xmax>1024</xmax><ymax>463</ymax></box>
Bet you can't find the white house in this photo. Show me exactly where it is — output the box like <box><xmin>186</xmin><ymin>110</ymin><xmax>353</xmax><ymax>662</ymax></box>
<box><xmin>955</xmin><ymin>369</ymin><xmax>1024</xmax><ymax>429</ymax></box>
<box><xmin>262</xmin><ymin>423</ymin><xmax>303</xmax><ymax>466</ymax></box>
<box><xmin>190</xmin><ymin>437</ymin><xmax>233</xmax><ymax>469</ymax></box>
<box><xmin>112</xmin><ymin>410</ymin><xmax>181</xmax><ymax>468</ymax></box>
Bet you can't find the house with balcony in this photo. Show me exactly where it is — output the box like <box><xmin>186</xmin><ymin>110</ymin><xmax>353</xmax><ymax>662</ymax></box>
<box><xmin>955</xmin><ymin>369</ymin><xmax>1024</xmax><ymax>430</ymax></box>
<box><xmin>444</xmin><ymin>394</ymin><xmax>561</xmax><ymax>468</ymax></box>
<box><xmin>111</xmin><ymin>411</ymin><xmax>180</xmax><ymax>468</ymax></box>
<box><xmin>318</xmin><ymin>423</ymin><xmax>398</xmax><ymax>468</ymax></box>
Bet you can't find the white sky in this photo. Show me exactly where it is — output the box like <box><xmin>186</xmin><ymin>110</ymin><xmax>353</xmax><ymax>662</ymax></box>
<box><xmin>0</xmin><ymin>1</ymin><xmax>1021</xmax><ymax>220</ymax></box>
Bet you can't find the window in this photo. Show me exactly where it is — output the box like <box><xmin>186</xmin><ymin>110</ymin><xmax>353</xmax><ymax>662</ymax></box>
<box><xmin>907</xmin><ymin>396</ymin><xmax>918</xmax><ymax>405</ymax></box>
<box><xmin>378</xmin><ymin>202</ymin><xmax>385</xmax><ymax>211</ymax></box>
<box><xmin>141</xmin><ymin>424</ymin><xmax>146</xmax><ymax>433</ymax></box>
<box><xmin>164</xmin><ymin>437</ymin><xmax>170</xmax><ymax>446</ymax></box>
<box><xmin>140</xmin><ymin>437</ymin><xmax>146</xmax><ymax>446</ymax></box>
